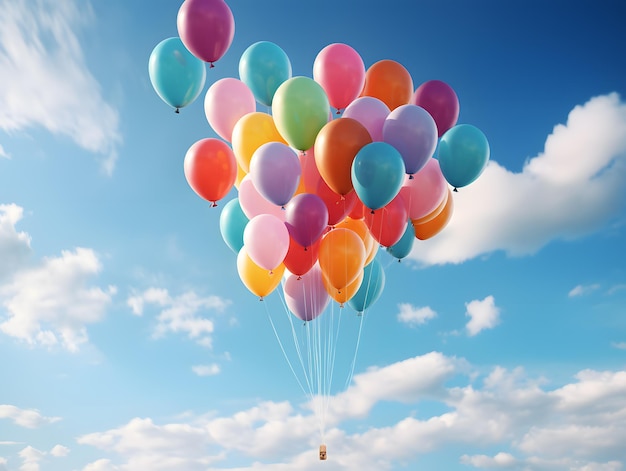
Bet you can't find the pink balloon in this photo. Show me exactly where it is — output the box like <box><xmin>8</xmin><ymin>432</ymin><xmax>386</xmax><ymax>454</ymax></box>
<box><xmin>411</xmin><ymin>80</ymin><xmax>460</xmax><ymax>137</ymax></box>
<box><xmin>177</xmin><ymin>0</ymin><xmax>235</xmax><ymax>65</ymax></box>
<box><xmin>205</xmin><ymin>78</ymin><xmax>256</xmax><ymax>142</ymax></box>
<box><xmin>342</xmin><ymin>96</ymin><xmax>390</xmax><ymax>141</ymax></box>
<box><xmin>238</xmin><ymin>175</ymin><xmax>285</xmax><ymax>221</ymax></box>
<box><xmin>313</xmin><ymin>43</ymin><xmax>366</xmax><ymax>112</ymax></box>
<box><xmin>399</xmin><ymin>158</ymin><xmax>448</xmax><ymax>220</ymax></box>
<box><xmin>250</xmin><ymin>142</ymin><xmax>301</xmax><ymax>207</ymax></box>
<box><xmin>284</xmin><ymin>265</ymin><xmax>330</xmax><ymax>322</ymax></box>
<box><xmin>243</xmin><ymin>214</ymin><xmax>289</xmax><ymax>271</ymax></box>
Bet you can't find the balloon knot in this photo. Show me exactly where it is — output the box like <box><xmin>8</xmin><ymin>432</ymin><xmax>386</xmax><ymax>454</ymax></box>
<box><xmin>269</xmin><ymin>270</ymin><xmax>274</xmax><ymax>275</ymax></box>
<box><xmin>297</xmin><ymin>276</ymin><xmax>302</xmax><ymax>280</ymax></box>
<box><xmin>259</xmin><ymin>297</ymin><xmax>264</xmax><ymax>301</ymax></box>
<box><xmin>304</xmin><ymin>247</ymin><xmax>308</xmax><ymax>252</ymax></box>
<box><xmin>370</xmin><ymin>209</ymin><xmax>375</xmax><ymax>214</ymax></box>
<box><xmin>209</xmin><ymin>62</ymin><xmax>215</xmax><ymax>68</ymax></box>
<box><xmin>175</xmin><ymin>108</ymin><xmax>180</xmax><ymax>114</ymax></box>
<box><xmin>398</xmin><ymin>259</ymin><xmax>402</xmax><ymax>263</ymax></box>
<box><xmin>339</xmin><ymin>302</ymin><xmax>344</xmax><ymax>308</ymax></box>
<box><xmin>453</xmin><ymin>187</ymin><xmax>458</xmax><ymax>192</ymax></box>
<box><xmin>408</xmin><ymin>174</ymin><xmax>414</xmax><ymax>179</ymax></box>
<box><xmin>211</xmin><ymin>201</ymin><xmax>218</xmax><ymax>207</ymax></box>
<box><xmin>336</xmin><ymin>109</ymin><xmax>341</xmax><ymax>115</ymax></box>
<box><xmin>301</xmin><ymin>150</ymin><xmax>307</xmax><ymax>156</ymax></box>
<box><xmin>281</xmin><ymin>205</ymin><xmax>286</xmax><ymax>210</ymax></box>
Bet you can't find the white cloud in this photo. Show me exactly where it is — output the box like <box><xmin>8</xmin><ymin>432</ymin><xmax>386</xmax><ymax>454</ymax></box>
<box><xmin>0</xmin><ymin>144</ymin><xmax>9</xmax><ymax>159</ymax></box>
<box><xmin>127</xmin><ymin>288</ymin><xmax>230</xmax><ymax>347</ymax></box>
<box><xmin>460</xmin><ymin>452</ymin><xmax>518</xmax><ymax>468</ymax></box>
<box><xmin>0</xmin><ymin>405</ymin><xmax>60</xmax><ymax>428</ymax></box>
<box><xmin>192</xmin><ymin>364</ymin><xmax>221</xmax><ymax>376</ymax></box>
<box><xmin>49</xmin><ymin>444</ymin><xmax>69</xmax><ymax>457</ymax></box>
<box><xmin>611</xmin><ymin>342</ymin><xmax>626</xmax><ymax>350</ymax></box>
<box><xmin>18</xmin><ymin>446</ymin><xmax>44</xmax><ymax>471</ymax></box>
<box><xmin>466</xmin><ymin>295</ymin><xmax>500</xmax><ymax>336</ymax></box>
<box><xmin>0</xmin><ymin>457</ymin><xmax>7</xmax><ymax>471</ymax></box>
<box><xmin>0</xmin><ymin>247</ymin><xmax>115</xmax><ymax>351</ymax></box>
<box><xmin>409</xmin><ymin>93</ymin><xmax>626</xmax><ymax>266</ymax></box>
<box><xmin>396</xmin><ymin>302</ymin><xmax>437</xmax><ymax>326</ymax></box>
<box><xmin>0</xmin><ymin>0</ymin><xmax>121</xmax><ymax>174</ymax></box>
<box><xmin>0</xmin><ymin>204</ymin><xmax>32</xmax><ymax>281</ymax></box>
<box><xmin>569</xmin><ymin>284</ymin><xmax>601</xmax><ymax>297</ymax></box>
<box><xmin>82</xmin><ymin>459</ymin><xmax>121</xmax><ymax>471</ymax></box>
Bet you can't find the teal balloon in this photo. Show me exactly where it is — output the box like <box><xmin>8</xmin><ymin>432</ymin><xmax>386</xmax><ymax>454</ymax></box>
<box><xmin>148</xmin><ymin>37</ymin><xmax>206</xmax><ymax>112</ymax></box>
<box><xmin>219</xmin><ymin>198</ymin><xmax>249</xmax><ymax>253</ymax></box>
<box><xmin>438</xmin><ymin>124</ymin><xmax>490</xmax><ymax>189</ymax></box>
<box><xmin>348</xmin><ymin>258</ymin><xmax>385</xmax><ymax>313</ymax></box>
<box><xmin>239</xmin><ymin>41</ymin><xmax>292</xmax><ymax>107</ymax></box>
<box><xmin>351</xmin><ymin>142</ymin><xmax>405</xmax><ymax>210</ymax></box>
<box><xmin>386</xmin><ymin>220</ymin><xmax>414</xmax><ymax>260</ymax></box>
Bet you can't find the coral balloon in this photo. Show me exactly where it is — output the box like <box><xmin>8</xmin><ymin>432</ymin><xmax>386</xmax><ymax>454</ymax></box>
<box><xmin>319</xmin><ymin>228</ymin><xmax>366</xmax><ymax>291</ymax></box>
<box><xmin>243</xmin><ymin>214</ymin><xmax>289</xmax><ymax>271</ymax></box>
<box><xmin>413</xmin><ymin>188</ymin><xmax>454</xmax><ymax>240</ymax></box>
<box><xmin>183</xmin><ymin>138</ymin><xmax>237</xmax><ymax>206</ymax></box>
<box><xmin>236</xmin><ymin>247</ymin><xmax>284</xmax><ymax>299</ymax></box>
<box><xmin>364</xmin><ymin>193</ymin><xmax>408</xmax><ymax>247</ymax></box>
<box><xmin>284</xmin><ymin>266</ymin><xmax>329</xmax><ymax>321</ymax></box>
<box><xmin>342</xmin><ymin>96</ymin><xmax>390</xmax><ymax>141</ymax></box>
<box><xmin>360</xmin><ymin>59</ymin><xmax>413</xmax><ymax>111</ymax></box>
<box><xmin>231</xmin><ymin>112</ymin><xmax>286</xmax><ymax>172</ymax></box>
<box><xmin>204</xmin><ymin>78</ymin><xmax>256</xmax><ymax>142</ymax></box>
<box><xmin>239</xmin><ymin>41</ymin><xmax>292</xmax><ymax>106</ymax></box>
<box><xmin>299</xmin><ymin>148</ymin><xmax>322</xmax><ymax>193</ymax></box>
<box><xmin>399</xmin><ymin>158</ymin><xmax>448</xmax><ymax>221</ymax></box>
<box><xmin>284</xmin><ymin>233</ymin><xmax>321</xmax><ymax>278</ymax></box>
<box><xmin>316</xmin><ymin>178</ymin><xmax>357</xmax><ymax>226</ymax></box>
<box><xmin>411</xmin><ymin>80</ymin><xmax>460</xmax><ymax>137</ymax></box>
<box><xmin>177</xmin><ymin>0</ymin><xmax>235</xmax><ymax>66</ymax></box>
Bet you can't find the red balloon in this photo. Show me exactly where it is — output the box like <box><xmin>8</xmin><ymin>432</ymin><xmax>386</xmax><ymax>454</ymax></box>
<box><xmin>349</xmin><ymin>197</ymin><xmax>366</xmax><ymax>220</ymax></box>
<box><xmin>184</xmin><ymin>138</ymin><xmax>237</xmax><ymax>206</ymax></box>
<box><xmin>283</xmin><ymin>234</ymin><xmax>321</xmax><ymax>277</ymax></box>
<box><xmin>365</xmin><ymin>193</ymin><xmax>408</xmax><ymax>247</ymax></box>
<box><xmin>316</xmin><ymin>179</ymin><xmax>357</xmax><ymax>226</ymax></box>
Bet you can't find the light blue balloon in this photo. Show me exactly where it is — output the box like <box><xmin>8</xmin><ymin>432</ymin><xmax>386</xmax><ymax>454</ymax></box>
<box><xmin>347</xmin><ymin>258</ymin><xmax>386</xmax><ymax>313</ymax></box>
<box><xmin>239</xmin><ymin>41</ymin><xmax>292</xmax><ymax>107</ymax></box>
<box><xmin>386</xmin><ymin>220</ymin><xmax>414</xmax><ymax>260</ymax></box>
<box><xmin>219</xmin><ymin>198</ymin><xmax>249</xmax><ymax>253</ymax></box>
<box><xmin>148</xmin><ymin>37</ymin><xmax>206</xmax><ymax>112</ymax></box>
<box><xmin>351</xmin><ymin>142</ymin><xmax>405</xmax><ymax>211</ymax></box>
<box><xmin>438</xmin><ymin>124</ymin><xmax>490</xmax><ymax>189</ymax></box>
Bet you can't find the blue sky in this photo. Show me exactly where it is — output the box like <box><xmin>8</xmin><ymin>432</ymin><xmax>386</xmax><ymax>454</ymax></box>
<box><xmin>1</xmin><ymin>0</ymin><xmax>626</xmax><ymax>470</ymax></box>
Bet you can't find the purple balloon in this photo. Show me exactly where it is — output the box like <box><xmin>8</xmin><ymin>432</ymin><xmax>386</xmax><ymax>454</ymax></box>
<box><xmin>284</xmin><ymin>193</ymin><xmax>328</xmax><ymax>248</ymax></box>
<box><xmin>177</xmin><ymin>0</ymin><xmax>235</xmax><ymax>65</ymax></box>
<box><xmin>383</xmin><ymin>104</ymin><xmax>438</xmax><ymax>175</ymax></box>
<box><xmin>250</xmin><ymin>142</ymin><xmax>301</xmax><ymax>207</ymax></box>
<box><xmin>283</xmin><ymin>265</ymin><xmax>329</xmax><ymax>322</ymax></box>
<box><xmin>342</xmin><ymin>96</ymin><xmax>390</xmax><ymax>141</ymax></box>
<box><xmin>411</xmin><ymin>80</ymin><xmax>460</xmax><ymax>137</ymax></box>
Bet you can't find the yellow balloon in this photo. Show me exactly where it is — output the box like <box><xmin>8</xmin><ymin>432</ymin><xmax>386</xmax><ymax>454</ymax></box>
<box><xmin>236</xmin><ymin>247</ymin><xmax>285</xmax><ymax>298</ymax></box>
<box><xmin>234</xmin><ymin>159</ymin><xmax>247</xmax><ymax>190</ymax></box>
<box><xmin>323</xmin><ymin>269</ymin><xmax>364</xmax><ymax>305</ymax></box>
<box><xmin>231</xmin><ymin>112</ymin><xmax>287</xmax><ymax>173</ymax></box>
<box><xmin>319</xmin><ymin>228</ymin><xmax>366</xmax><ymax>291</ymax></box>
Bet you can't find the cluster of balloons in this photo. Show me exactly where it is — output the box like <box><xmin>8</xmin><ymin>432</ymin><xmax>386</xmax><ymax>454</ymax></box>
<box><xmin>149</xmin><ymin>0</ymin><xmax>490</xmax><ymax>320</ymax></box>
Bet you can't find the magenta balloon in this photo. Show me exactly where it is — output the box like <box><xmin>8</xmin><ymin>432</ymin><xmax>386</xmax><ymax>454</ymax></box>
<box><xmin>342</xmin><ymin>96</ymin><xmax>390</xmax><ymax>141</ymax></box>
<box><xmin>238</xmin><ymin>175</ymin><xmax>285</xmax><ymax>221</ymax></box>
<box><xmin>383</xmin><ymin>104</ymin><xmax>438</xmax><ymax>175</ymax></box>
<box><xmin>177</xmin><ymin>0</ymin><xmax>235</xmax><ymax>65</ymax></box>
<box><xmin>243</xmin><ymin>214</ymin><xmax>289</xmax><ymax>271</ymax></box>
<box><xmin>399</xmin><ymin>158</ymin><xmax>448</xmax><ymax>220</ymax></box>
<box><xmin>249</xmin><ymin>142</ymin><xmax>301</xmax><ymax>207</ymax></box>
<box><xmin>411</xmin><ymin>80</ymin><xmax>460</xmax><ymax>137</ymax></box>
<box><xmin>284</xmin><ymin>265</ymin><xmax>330</xmax><ymax>322</ymax></box>
<box><xmin>205</xmin><ymin>78</ymin><xmax>256</xmax><ymax>142</ymax></box>
<box><xmin>284</xmin><ymin>193</ymin><xmax>329</xmax><ymax>248</ymax></box>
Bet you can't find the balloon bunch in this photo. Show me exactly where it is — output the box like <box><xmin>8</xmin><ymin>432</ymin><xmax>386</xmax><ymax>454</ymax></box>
<box><xmin>149</xmin><ymin>1</ymin><xmax>490</xmax><ymax>318</ymax></box>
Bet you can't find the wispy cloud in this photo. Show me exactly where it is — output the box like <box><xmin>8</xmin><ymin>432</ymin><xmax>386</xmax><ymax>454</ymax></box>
<box><xmin>611</xmin><ymin>341</ymin><xmax>626</xmax><ymax>350</ymax></box>
<box><xmin>0</xmin><ymin>0</ymin><xmax>121</xmax><ymax>174</ymax></box>
<box><xmin>568</xmin><ymin>283</ymin><xmax>601</xmax><ymax>297</ymax></box>
<box><xmin>466</xmin><ymin>295</ymin><xmax>501</xmax><ymax>336</ymax></box>
<box><xmin>192</xmin><ymin>364</ymin><xmax>221</xmax><ymax>376</ymax></box>
<box><xmin>397</xmin><ymin>303</ymin><xmax>437</xmax><ymax>326</ymax></box>
<box><xmin>0</xmin><ymin>405</ymin><xmax>60</xmax><ymax>429</ymax></box>
<box><xmin>0</xmin><ymin>204</ymin><xmax>32</xmax><ymax>281</ymax></box>
<box><xmin>409</xmin><ymin>93</ymin><xmax>626</xmax><ymax>266</ymax></box>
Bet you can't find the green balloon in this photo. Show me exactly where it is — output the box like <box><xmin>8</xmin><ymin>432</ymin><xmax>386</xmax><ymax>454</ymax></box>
<box><xmin>272</xmin><ymin>76</ymin><xmax>330</xmax><ymax>151</ymax></box>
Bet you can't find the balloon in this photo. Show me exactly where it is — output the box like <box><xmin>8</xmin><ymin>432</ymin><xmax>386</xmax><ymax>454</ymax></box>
<box><xmin>177</xmin><ymin>0</ymin><xmax>235</xmax><ymax>65</ymax></box>
<box><xmin>348</xmin><ymin>197</ymin><xmax>366</xmax><ymax>220</ymax></box>
<box><xmin>239</xmin><ymin>41</ymin><xmax>292</xmax><ymax>106</ymax></box>
<box><xmin>323</xmin><ymin>269</ymin><xmax>364</xmax><ymax>306</ymax></box>
<box><xmin>243</xmin><ymin>214</ymin><xmax>289</xmax><ymax>271</ymax></box>
<box><xmin>284</xmin><ymin>265</ymin><xmax>330</xmax><ymax>321</ymax></box>
<box><xmin>316</xmin><ymin>178</ymin><xmax>357</xmax><ymax>227</ymax></box>
<box><xmin>284</xmin><ymin>233</ymin><xmax>321</xmax><ymax>278</ymax></box>
<box><xmin>360</xmin><ymin>59</ymin><xmax>413</xmax><ymax>111</ymax></box>
<box><xmin>347</xmin><ymin>257</ymin><xmax>385</xmax><ymax>312</ymax></box>
<box><xmin>342</xmin><ymin>96</ymin><xmax>390</xmax><ymax>141</ymax></box>
<box><xmin>364</xmin><ymin>193</ymin><xmax>408</xmax><ymax>247</ymax></box>
<box><xmin>313</xmin><ymin>43</ymin><xmax>366</xmax><ymax>113</ymax></box>
<box><xmin>314</xmin><ymin>118</ymin><xmax>372</xmax><ymax>196</ymax></box>
<box><xmin>386</xmin><ymin>220</ymin><xmax>415</xmax><ymax>260</ymax></box>
<box><xmin>284</xmin><ymin>193</ymin><xmax>329</xmax><ymax>248</ymax></box>
<box><xmin>411</xmin><ymin>189</ymin><xmax>448</xmax><ymax>226</ymax></box>
<box><xmin>319</xmin><ymin>228</ymin><xmax>366</xmax><ymax>291</ymax></box>
<box><xmin>148</xmin><ymin>37</ymin><xmax>206</xmax><ymax>112</ymax></box>
<box><xmin>204</xmin><ymin>78</ymin><xmax>256</xmax><ymax>142</ymax></box>
<box><xmin>438</xmin><ymin>124</ymin><xmax>490</xmax><ymax>190</ymax></box>
<box><xmin>272</xmin><ymin>77</ymin><xmax>330</xmax><ymax>151</ymax></box>
<box><xmin>237</xmin><ymin>247</ymin><xmax>284</xmax><ymax>299</ymax></box>
<box><xmin>383</xmin><ymin>104</ymin><xmax>438</xmax><ymax>175</ymax></box>
<box><xmin>413</xmin><ymin>188</ymin><xmax>454</xmax><ymax>240</ymax></box>
<box><xmin>231</xmin><ymin>112</ymin><xmax>287</xmax><ymax>172</ymax></box>
<box><xmin>249</xmin><ymin>142</ymin><xmax>301</xmax><ymax>207</ymax></box>
<box><xmin>219</xmin><ymin>198</ymin><xmax>249</xmax><ymax>253</ymax></box>
<box><xmin>411</xmin><ymin>80</ymin><xmax>460</xmax><ymax>137</ymax></box>
<box><xmin>399</xmin><ymin>158</ymin><xmax>448</xmax><ymax>221</ymax></box>
<box><xmin>336</xmin><ymin>217</ymin><xmax>377</xmax><ymax>266</ymax></box>
<box><xmin>351</xmin><ymin>142</ymin><xmax>405</xmax><ymax>211</ymax></box>
<box><xmin>183</xmin><ymin>138</ymin><xmax>237</xmax><ymax>206</ymax></box>
<box><xmin>237</xmin><ymin>175</ymin><xmax>285</xmax><ymax>221</ymax></box>
<box><xmin>299</xmin><ymin>148</ymin><xmax>322</xmax><ymax>194</ymax></box>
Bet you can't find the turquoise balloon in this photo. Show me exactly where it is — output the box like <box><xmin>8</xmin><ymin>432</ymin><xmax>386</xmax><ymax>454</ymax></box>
<box><xmin>438</xmin><ymin>124</ymin><xmax>490</xmax><ymax>189</ymax></box>
<box><xmin>239</xmin><ymin>41</ymin><xmax>292</xmax><ymax>107</ymax></box>
<box><xmin>148</xmin><ymin>37</ymin><xmax>206</xmax><ymax>112</ymax></box>
<box><xmin>351</xmin><ymin>142</ymin><xmax>405</xmax><ymax>210</ymax></box>
<box><xmin>348</xmin><ymin>258</ymin><xmax>385</xmax><ymax>313</ymax></box>
<box><xmin>219</xmin><ymin>198</ymin><xmax>249</xmax><ymax>253</ymax></box>
<box><xmin>386</xmin><ymin>220</ymin><xmax>414</xmax><ymax>260</ymax></box>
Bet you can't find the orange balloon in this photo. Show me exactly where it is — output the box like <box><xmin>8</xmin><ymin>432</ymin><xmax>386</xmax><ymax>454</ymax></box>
<box><xmin>361</xmin><ymin>60</ymin><xmax>413</xmax><ymax>111</ymax></box>
<box><xmin>336</xmin><ymin>217</ymin><xmax>377</xmax><ymax>264</ymax></box>
<box><xmin>236</xmin><ymin>247</ymin><xmax>285</xmax><ymax>299</ymax></box>
<box><xmin>314</xmin><ymin>117</ymin><xmax>372</xmax><ymax>195</ymax></box>
<box><xmin>319</xmin><ymin>228</ymin><xmax>366</xmax><ymax>291</ymax></box>
<box><xmin>323</xmin><ymin>269</ymin><xmax>364</xmax><ymax>305</ymax></box>
<box><xmin>232</xmin><ymin>112</ymin><xmax>287</xmax><ymax>173</ymax></box>
<box><xmin>412</xmin><ymin>188</ymin><xmax>454</xmax><ymax>240</ymax></box>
